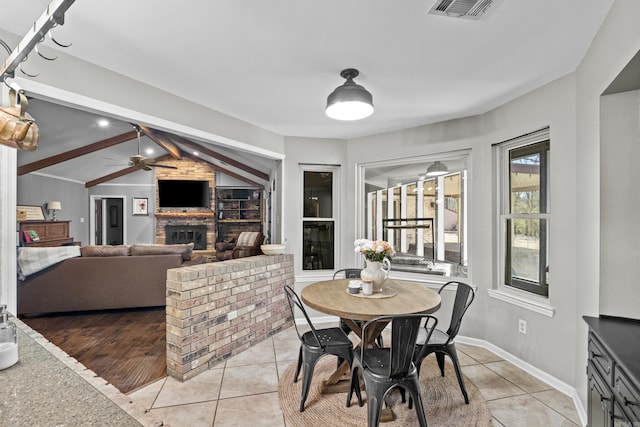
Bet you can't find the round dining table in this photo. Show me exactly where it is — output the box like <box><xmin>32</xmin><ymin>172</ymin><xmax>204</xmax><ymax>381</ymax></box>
<box><xmin>300</xmin><ymin>278</ymin><xmax>441</xmax><ymax>399</ymax></box>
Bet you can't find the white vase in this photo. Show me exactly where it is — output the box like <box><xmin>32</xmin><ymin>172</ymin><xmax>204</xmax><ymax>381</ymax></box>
<box><xmin>360</xmin><ymin>258</ymin><xmax>391</xmax><ymax>293</ymax></box>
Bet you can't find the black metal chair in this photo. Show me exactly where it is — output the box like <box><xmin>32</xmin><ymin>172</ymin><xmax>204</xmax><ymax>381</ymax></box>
<box><xmin>333</xmin><ymin>268</ymin><xmax>384</xmax><ymax>348</ymax></box>
<box><xmin>413</xmin><ymin>281</ymin><xmax>475</xmax><ymax>404</ymax></box>
<box><xmin>283</xmin><ymin>285</ymin><xmax>354</xmax><ymax>412</ymax></box>
<box><xmin>333</xmin><ymin>268</ymin><xmax>362</xmax><ymax>280</ymax></box>
<box><xmin>346</xmin><ymin>314</ymin><xmax>438</xmax><ymax>427</ymax></box>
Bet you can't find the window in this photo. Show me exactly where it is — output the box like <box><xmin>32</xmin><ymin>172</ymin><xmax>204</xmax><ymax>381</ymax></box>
<box><xmin>498</xmin><ymin>131</ymin><xmax>550</xmax><ymax>297</ymax></box>
<box><xmin>301</xmin><ymin>166</ymin><xmax>339</xmax><ymax>270</ymax></box>
<box><xmin>361</xmin><ymin>152</ymin><xmax>468</xmax><ymax>278</ymax></box>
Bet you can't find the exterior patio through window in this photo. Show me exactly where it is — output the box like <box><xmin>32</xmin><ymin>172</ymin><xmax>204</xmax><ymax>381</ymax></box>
<box><xmin>364</xmin><ymin>159</ymin><xmax>468</xmax><ymax>279</ymax></box>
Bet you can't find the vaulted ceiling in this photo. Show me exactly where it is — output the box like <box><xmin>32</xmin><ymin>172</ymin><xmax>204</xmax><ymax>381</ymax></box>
<box><xmin>1</xmin><ymin>0</ymin><xmax>614</xmax><ymax>184</ymax></box>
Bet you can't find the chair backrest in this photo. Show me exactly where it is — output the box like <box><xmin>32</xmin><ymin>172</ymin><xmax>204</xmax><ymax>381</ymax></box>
<box><xmin>439</xmin><ymin>281</ymin><xmax>475</xmax><ymax>342</ymax></box>
<box><xmin>235</xmin><ymin>231</ymin><xmax>263</xmax><ymax>247</ymax></box>
<box><xmin>333</xmin><ymin>268</ymin><xmax>361</xmax><ymax>279</ymax></box>
<box><xmin>361</xmin><ymin>314</ymin><xmax>438</xmax><ymax>379</ymax></box>
<box><xmin>283</xmin><ymin>285</ymin><xmax>323</xmax><ymax>347</ymax></box>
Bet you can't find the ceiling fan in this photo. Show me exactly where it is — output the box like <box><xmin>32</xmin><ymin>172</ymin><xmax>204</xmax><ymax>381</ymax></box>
<box><xmin>129</xmin><ymin>126</ymin><xmax>177</xmax><ymax>171</ymax></box>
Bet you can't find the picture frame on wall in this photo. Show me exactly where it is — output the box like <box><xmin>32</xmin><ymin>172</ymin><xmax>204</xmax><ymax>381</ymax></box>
<box><xmin>133</xmin><ymin>197</ymin><xmax>148</xmax><ymax>216</ymax></box>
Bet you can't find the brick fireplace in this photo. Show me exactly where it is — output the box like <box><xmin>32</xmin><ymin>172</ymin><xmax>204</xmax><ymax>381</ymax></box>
<box><xmin>154</xmin><ymin>158</ymin><xmax>216</xmax><ymax>251</ymax></box>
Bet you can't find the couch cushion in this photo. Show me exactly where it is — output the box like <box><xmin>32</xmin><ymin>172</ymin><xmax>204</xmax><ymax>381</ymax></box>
<box><xmin>130</xmin><ymin>243</ymin><xmax>194</xmax><ymax>261</ymax></box>
<box><xmin>81</xmin><ymin>245</ymin><xmax>131</xmax><ymax>257</ymax></box>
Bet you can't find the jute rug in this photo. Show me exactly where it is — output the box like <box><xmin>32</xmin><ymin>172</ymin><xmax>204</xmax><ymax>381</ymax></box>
<box><xmin>278</xmin><ymin>356</ymin><xmax>492</xmax><ymax>426</ymax></box>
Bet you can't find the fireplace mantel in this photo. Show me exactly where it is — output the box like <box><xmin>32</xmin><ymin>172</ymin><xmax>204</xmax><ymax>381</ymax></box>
<box><xmin>155</xmin><ymin>212</ymin><xmax>215</xmax><ymax>219</ymax></box>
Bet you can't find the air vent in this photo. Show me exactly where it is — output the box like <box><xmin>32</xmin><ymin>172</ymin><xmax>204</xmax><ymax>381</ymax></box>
<box><xmin>429</xmin><ymin>0</ymin><xmax>499</xmax><ymax>20</ymax></box>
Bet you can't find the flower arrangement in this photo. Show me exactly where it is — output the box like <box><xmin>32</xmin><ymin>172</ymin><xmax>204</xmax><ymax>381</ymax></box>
<box><xmin>354</xmin><ymin>238</ymin><xmax>395</xmax><ymax>263</ymax></box>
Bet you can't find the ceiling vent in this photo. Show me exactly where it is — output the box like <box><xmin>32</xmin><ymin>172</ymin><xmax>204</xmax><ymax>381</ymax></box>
<box><xmin>428</xmin><ymin>0</ymin><xmax>499</xmax><ymax>20</ymax></box>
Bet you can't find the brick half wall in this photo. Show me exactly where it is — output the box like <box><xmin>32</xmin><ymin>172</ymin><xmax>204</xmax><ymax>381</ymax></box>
<box><xmin>165</xmin><ymin>254</ymin><xmax>294</xmax><ymax>381</ymax></box>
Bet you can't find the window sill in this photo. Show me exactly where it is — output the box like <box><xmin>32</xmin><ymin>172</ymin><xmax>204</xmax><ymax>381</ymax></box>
<box><xmin>488</xmin><ymin>289</ymin><xmax>556</xmax><ymax>317</ymax></box>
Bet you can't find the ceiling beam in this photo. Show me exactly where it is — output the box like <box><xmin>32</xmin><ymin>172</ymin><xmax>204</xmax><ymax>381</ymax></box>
<box><xmin>167</xmin><ymin>134</ymin><xmax>270</xmax><ymax>181</ymax></box>
<box><xmin>138</xmin><ymin>125</ymin><xmax>182</xmax><ymax>159</ymax></box>
<box><xmin>17</xmin><ymin>130</ymin><xmax>137</xmax><ymax>175</ymax></box>
<box><xmin>84</xmin><ymin>154</ymin><xmax>175</xmax><ymax>188</ymax></box>
<box><xmin>182</xmin><ymin>152</ymin><xmax>264</xmax><ymax>189</ymax></box>
<box><xmin>85</xmin><ymin>166</ymin><xmax>138</xmax><ymax>188</ymax></box>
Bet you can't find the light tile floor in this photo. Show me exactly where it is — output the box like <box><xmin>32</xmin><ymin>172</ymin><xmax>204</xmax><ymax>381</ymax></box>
<box><xmin>129</xmin><ymin>325</ymin><xmax>582</xmax><ymax>427</ymax></box>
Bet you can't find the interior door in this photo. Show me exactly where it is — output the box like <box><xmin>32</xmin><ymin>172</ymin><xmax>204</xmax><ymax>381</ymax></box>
<box><xmin>105</xmin><ymin>198</ymin><xmax>124</xmax><ymax>245</ymax></box>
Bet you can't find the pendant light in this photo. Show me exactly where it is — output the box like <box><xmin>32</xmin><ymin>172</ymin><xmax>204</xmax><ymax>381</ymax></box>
<box><xmin>325</xmin><ymin>68</ymin><xmax>374</xmax><ymax>121</ymax></box>
<box><xmin>426</xmin><ymin>161</ymin><xmax>448</xmax><ymax>176</ymax></box>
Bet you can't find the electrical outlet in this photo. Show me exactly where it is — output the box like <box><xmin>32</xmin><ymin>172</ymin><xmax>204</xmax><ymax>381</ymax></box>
<box><xmin>518</xmin><ymin>318</ymin><xmax>527</xmax><ymax>335</ymax></box>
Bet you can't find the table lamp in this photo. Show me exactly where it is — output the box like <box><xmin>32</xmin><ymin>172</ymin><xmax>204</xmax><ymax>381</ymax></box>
<box><xmin>47</xmin><ymin>201</ymin><xmax>61</xmax><ymax>220</ymax></box>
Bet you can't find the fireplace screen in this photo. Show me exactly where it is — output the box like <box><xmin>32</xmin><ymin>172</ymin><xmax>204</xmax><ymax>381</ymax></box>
<box><xmin>165</xmin><ymin>225</ymin><xmax>207</xmax><ymax>250</ymax></box>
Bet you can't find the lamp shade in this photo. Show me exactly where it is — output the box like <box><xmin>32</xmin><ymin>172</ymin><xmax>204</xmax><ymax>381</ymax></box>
<box><xmin>47</xmin><ymin>201</ymin><xmax>61</xmax><ymax>210</ymax></box>
<box><xmin>326</xmin><ymin>68</ymin><xmax>374</xmax><ymax>121</ymax></box>
<box><xmin>426</xmin><ymin>161</ymin><xmax>448</xmax><ymax>177</ymax></box>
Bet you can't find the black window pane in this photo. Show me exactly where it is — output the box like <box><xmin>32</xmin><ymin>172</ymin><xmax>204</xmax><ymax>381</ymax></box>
<box><xmin>302</xmin><ymin>221</ymin><xmax>334</xmax><ymax>270</ymax></box>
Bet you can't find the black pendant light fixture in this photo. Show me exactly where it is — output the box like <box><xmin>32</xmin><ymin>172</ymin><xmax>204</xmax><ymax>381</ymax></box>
<box><xmin>325</xmin><ymin>68</ymin><xmax>374</xmax><ymax>121</ymax></box>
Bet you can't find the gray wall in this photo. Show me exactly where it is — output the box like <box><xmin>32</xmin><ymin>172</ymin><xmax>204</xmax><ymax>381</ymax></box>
<box><xmin>599</xmin><ymin>90</ymin><xmax>640</xmax><ymax>318</ymax></box>
<box><xmin>17</xmin><ymin>174</ymin><xmax>89</xmax><ymax>244</ymax></box>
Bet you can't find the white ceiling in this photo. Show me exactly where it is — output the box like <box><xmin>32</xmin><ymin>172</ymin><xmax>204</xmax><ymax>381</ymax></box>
<box><xmin>1</xmin><ymin>0</ymin><xmax>614</xmax><ymax>183</ymax></box>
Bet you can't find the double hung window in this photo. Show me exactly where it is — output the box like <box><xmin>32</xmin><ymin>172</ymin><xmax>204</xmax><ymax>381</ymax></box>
<box><xmin>301</xmin><ymin>166</ymin><xmax>339</xmax><ymax>270</ymax></box>
<box><xmin>498</xmin><ymin>131</ymin><xmax>550</xmax><ymax>297</ymax></box>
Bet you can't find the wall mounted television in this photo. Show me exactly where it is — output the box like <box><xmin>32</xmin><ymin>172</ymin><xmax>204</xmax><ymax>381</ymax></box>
<box><xmin>158</xmin><ymin>180</ymin><xmax>210</xmax><ymax>208</ymax></box>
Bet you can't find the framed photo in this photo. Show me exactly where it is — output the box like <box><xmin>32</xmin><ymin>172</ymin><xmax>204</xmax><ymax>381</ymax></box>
<box><xmin>133</xmin><ymin>197</ymin><xmax>148</xmax><ymax>216</ymax></box>
<box><xmin>16</xmin><ymin>205</ymin><xmax>45</xmax><ymax>221</ymax></box>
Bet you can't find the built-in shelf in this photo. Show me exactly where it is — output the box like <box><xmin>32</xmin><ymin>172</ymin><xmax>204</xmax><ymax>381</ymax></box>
<box><xmin>154</xmin><ymin>212</ymin><xmax>215</xmax><ymax>219</ymax></box>
<box><xmin>216</xmin><ymin>187</ymin><xmax>263</xmax><ymax>242</ymax></box>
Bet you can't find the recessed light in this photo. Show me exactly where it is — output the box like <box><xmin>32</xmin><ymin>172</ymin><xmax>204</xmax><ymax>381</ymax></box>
<box><xmin>97</xmin><ymin>118</ymin><xmax>110</xmax><ymax>127</ymax></box>
<box><xmin>192</xmin><ymin>151</ymin><xmax>200</xmax><ymax>156</ymax></box>
<box><xmin>145</xmin><ymin>147</ymin><xmax>154</xmax><ymax>155</ymax></box>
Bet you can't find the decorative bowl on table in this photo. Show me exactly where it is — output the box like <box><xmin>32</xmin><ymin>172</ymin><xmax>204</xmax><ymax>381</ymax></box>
<box><xmin>261</xmin><ymin>244</ymin><xmax>286</xmax><ymax>255</ymax></box>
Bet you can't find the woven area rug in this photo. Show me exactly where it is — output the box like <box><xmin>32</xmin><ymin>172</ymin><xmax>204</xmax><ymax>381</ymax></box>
<box><xmin>278</xmin><ymin>356</ymin><xmax>492</xmax><ymax>426</ymax></box>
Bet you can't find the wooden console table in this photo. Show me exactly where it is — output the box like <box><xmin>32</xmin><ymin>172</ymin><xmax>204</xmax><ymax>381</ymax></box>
<box><xmin>19</xmin><ymin>220</ymin><xmax>74</xmax><ymax>247</ymax></box>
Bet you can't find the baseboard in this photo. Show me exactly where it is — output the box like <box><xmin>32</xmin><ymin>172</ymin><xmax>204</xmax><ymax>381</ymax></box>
<box><xmin>454</xmin><ymin>335</ymin><xmax>587</xmax><ymax>427</ymax></box>
<box><xmin>301</xmin><ymin>316</ymin><xmax>587</xmax><ymax>427</ymax></box>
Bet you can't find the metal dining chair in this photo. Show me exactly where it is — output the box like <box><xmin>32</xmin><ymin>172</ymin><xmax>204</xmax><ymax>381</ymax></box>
<box><xmin>332</xmin><ymin>268</ymin><xmax>384</xmax><ymax>348</ymax></box>
<box><xmin>283</xmin><ymin>285</ymin><xmax>354</xmax><ymax>412</ymax></box>
<box><xmin>413</xmin><ymin>281</ymin><xmax>475</xmax><ymax>404</ymax></box>
<box><xmin>346</xmin><ymin>314</ymin><xmax>438</xmax><ymax>427</ymax></box>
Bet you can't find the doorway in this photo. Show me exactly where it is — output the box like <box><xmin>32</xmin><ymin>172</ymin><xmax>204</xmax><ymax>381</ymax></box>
<box><xmin>89</xmin><ymin>195</ymin><xmax>126</xmax><ymax>245</ymax></box>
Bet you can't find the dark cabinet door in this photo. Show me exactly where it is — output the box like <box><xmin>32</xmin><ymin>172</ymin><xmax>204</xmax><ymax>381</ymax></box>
<box><xmin>589</xmin><ymin>362</ymin><xmax>612</xmax><ymax>427</ymax></box>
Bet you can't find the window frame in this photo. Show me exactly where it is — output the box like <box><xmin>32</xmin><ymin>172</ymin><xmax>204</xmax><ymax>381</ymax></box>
<box><xmin>300</xmin><ymin>164</ymin><xmax>340</xmax><ymax>271</ymax></box>
<box><xmin>356</xmin><ymin>151</ymin><xmax>470</xmax><ymax>281</ymax></box>
<box><xmin>492</xmin><ymin>127</ymin><xmax>555</xmax><ymax>317</ymax></box>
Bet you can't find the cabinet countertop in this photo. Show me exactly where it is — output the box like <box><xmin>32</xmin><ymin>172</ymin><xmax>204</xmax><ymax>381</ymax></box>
<box><xmin>583</xmin><ymin>315</ymin><xmax>640</xmax><ymax>388</ymax></box>
<box><xmin>0</xmin><ymin>317</ymin><xmax>160</xmax><ymax>426</ymax></box>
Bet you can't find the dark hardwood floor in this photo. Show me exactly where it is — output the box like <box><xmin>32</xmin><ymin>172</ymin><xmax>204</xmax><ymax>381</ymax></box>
<box><xmin>21</xmin><ymin>307</ymin><xmax>167</xmax><ymax>394</ymax></box>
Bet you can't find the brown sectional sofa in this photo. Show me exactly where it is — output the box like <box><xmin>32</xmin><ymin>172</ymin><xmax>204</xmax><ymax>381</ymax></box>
<box><xmin>17</xmin><ymin>243</ymin><xmax>203</xmax><ymax>316</ymax></box>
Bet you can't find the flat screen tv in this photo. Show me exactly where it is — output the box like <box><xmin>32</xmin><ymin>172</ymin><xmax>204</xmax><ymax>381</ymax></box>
<box><xmin>158</xmin><ymin>180</ymin><xmax>210</xmax><ymax>208</ymax></box>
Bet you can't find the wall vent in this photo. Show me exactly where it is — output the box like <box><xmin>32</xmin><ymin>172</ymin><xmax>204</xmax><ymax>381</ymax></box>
<box><xmin>428</xmin><ymin>0</ymin><xmax>499</xmax><ymax>20</ymax></box>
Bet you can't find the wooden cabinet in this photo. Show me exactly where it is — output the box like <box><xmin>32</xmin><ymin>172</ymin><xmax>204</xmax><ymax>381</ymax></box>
<box><xmin>19</xmin><ymin>220</ymin><xmax>74</xmax><ymax>247</ymax></box>
<box><xmin>215</xmin><ymin>187</ymin><xmax>263</xmax><ymax>242</ymax></box>
<box><xmin>584</xmin><ymin>316</ymin><xmax>640</xmax><ymax>427</ymax></box>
